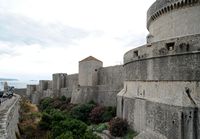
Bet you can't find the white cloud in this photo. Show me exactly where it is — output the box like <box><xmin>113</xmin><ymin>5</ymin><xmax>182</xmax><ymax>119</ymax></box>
<box><xmin>0</xmin><ymin>0</ymin><xmax>156</xmax><ymax>80</ymax></box>
<box><xmin>0</xmin><ymin>14</ymin><xmax>89</xmax><ymax>46</ymax></box>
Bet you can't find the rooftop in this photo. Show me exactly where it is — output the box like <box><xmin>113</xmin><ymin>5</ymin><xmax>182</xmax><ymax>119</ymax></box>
<box><xmin>79</xmin><ymin>56</ymin><xmax>102</xmax><ymax>63</ymax></box>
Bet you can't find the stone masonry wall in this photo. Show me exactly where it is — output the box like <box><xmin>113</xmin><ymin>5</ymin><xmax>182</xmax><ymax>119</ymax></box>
<box><xmin>71</xmin><ymin>86</ymin><xmax>98</xmax><ymax>104</ymax></box>
<box><xmin>0</xmin><ymin>94</ymin><xmax>20</xmax><ymax>139</ymax></box>
<box><xmin>124</xmin><ymin>34</ymin><xmax>200</xmax><ymax>81</ymax></box>
<box><xmin>61</xmin><ymin>74</ymin><xmax>78</xmax><ymax>98</ymax></box>
<box><xmin>117</xmin><ymin>81</ymin><xmax>200</xmax><ymax>139</ymax></box>
<box><xmin>97</xmin><ymin>65</ymin><xmax>125</xmax><ymax>106</ymax></box>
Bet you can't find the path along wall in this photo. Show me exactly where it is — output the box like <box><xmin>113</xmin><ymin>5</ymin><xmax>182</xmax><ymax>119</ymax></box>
<box><xmin>0</xmin><ymin>94</ymin><xmax>20</xmax><ymax>139</ymax></box>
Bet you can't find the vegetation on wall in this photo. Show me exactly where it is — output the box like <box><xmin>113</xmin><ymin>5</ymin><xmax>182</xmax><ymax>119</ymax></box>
<box><xmin>18</xmin><ymin>96</ymin><xmax>137</xmax><ymax>139</ymax></box>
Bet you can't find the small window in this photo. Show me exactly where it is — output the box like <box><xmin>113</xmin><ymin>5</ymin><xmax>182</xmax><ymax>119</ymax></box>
<box><xmin>186</xmin><ymin>44</ymin><xmax>190</xmax><ymax>51</ymax></box>
<box><xmin>166</xmin><ymin>42</ymin><xmax>175</xmax><ymax>51</ymax></box>
<box><xmin>134</xmin><ymin>51</ymin><xmax>138</xmax><ymax>57</ymax></box>
<box><xmin>95</xmin><ymin>69</ymin><xmax>98</xmax><ymax>72</ymax></box>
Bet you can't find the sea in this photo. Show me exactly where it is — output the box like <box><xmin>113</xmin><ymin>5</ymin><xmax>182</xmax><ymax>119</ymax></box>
<box><xmin>0</xmin><ymin>80</ymin><xmax>38</xmax><ymax>91</ymax></box>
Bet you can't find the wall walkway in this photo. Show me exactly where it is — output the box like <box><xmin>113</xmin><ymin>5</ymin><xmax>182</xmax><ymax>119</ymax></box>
<box><xmin>0</xmin><ymin>94</ymin><xmax>20</xmax><ymax>139</ymax></box>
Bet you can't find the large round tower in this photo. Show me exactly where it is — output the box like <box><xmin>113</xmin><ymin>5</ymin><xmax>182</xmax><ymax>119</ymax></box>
<box><xmin>147</xmin><ymin>0</ymin><xmax>200</xmax><ymax>43</ymax></box>
<box><xmin>118</xmin><ymin>0</ymin><xmax>200</xmax><ymax>139</ymax></box>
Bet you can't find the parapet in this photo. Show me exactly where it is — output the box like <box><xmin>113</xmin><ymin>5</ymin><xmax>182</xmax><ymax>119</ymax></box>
<box><xmin>124</xmin><ymin>34</ymin><xmax>200</xmax><ymax>81</ymax></box>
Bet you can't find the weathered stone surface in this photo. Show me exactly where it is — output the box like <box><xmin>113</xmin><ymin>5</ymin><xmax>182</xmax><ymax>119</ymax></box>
<box><xmin>0</xmin><ymin>94</ymin><xmax>20</xmax><ymax>139</ymax></box>
<box><xmin>71</xmin><ymin>86</ymin><xmax>98</xmax><ymax>104</ymax></box>
<box><xmin>134</xmin><ymin>129</ymin><xmax>167</xmax><ymax>139</ymax></box>
<box><xmin>147</xmin><ymin>0</ymin><xmax>200</xmax><ymax>42</ymax></box>
<box><xmin>79</xmin><ymin>57</ymin><xmax>103</xmax><ymax>86</ymax></box>
<box><xmin>61</xmin><ymin>74</ymin><xmax>78</xmax><ymax>98</ymax></box>
<box><xmin>52</xmin><ymin>73</ymin><xmax>67</xmax><ymax>96</ymax></box>
<box><xmin>97</xmin><ymin>65</ymin><xmax>125</xmax><ymax>106</ymax></box>
<box><xmin>124</xmin><ymin>34</ymin><xmax>200</xmax><ymax>81</ymax></box>
<box><xmin>117</xmin><ymin>81</ymin><xmax>200</xmax><ymax>139</ymax></box>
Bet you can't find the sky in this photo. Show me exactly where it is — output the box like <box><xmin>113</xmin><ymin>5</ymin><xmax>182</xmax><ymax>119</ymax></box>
<box><xmin>0</xmin><ymin>0</ymin><xmax>155</xmax><ymax>81</ymax></box>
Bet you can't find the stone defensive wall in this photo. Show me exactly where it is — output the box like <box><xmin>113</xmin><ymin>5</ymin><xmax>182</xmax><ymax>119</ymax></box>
<box><xmin>120</xmin><ymin>33</ymin><xmax>200</xmax><ymax>138</ymax></box>
<box><xmin>14</xmin><ymin>88</ymin><xmax>26</xmax><ymax>97</ymax></box>
<box><xmin>97</xmin><ymin>65</ymin><xmax>125</xmax><ymax>106</ymax></box>
<box><xmin>117</xmin><ymin>81</ymin><xmax>200</xmax><ymax>139</ymax></box>
<box><xmin>60</xmin><ymin>74</ymin><xmax>78</xmax><ymax>98</ymax></box>
<box><xmin>147</xmin><ymin>0</ymin><xmax>200</xmax><ymax>42</ymax></box>
<box><xmin>0</xmin><ymin>95</ymin><xmax>20</xmax><ymax>139</ymax></box>
<box><xmin>27</xmin><ymin>64</ymin><xmax>125</xmax><ymax>106</ymax></box>
<box><xmin>124</xmin><ymin>34</ymin><xmax>200</xmax><ymax>81</ymax></box>
<box><xmin>72</xmin><ymin>65</ymin><xmax>125</xmax><ymax>106</ymax></box>
<box><xmin>71</xmin><ymin>65</ymin><xmax>125</xmax><ymax>106</ymax></box>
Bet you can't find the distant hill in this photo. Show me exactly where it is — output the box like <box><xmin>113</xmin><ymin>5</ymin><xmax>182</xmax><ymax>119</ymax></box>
<box><xmin>0</xmin><ymin>78</ymin><xmax>18</xmax><ymax>81</ymax></box>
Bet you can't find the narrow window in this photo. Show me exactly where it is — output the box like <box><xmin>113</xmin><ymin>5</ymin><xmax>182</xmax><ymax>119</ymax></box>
<box><xmin>166</xmin><ymin>42</ymin><xmax>175</xmax><ymax>51</ymax></box>
<box><xmin>134</xmin><ymin>50</ymin><xmax>138</xmax><ymax>57</ymax></box>
<box><xmin>186</xmin><ymin>44</ymin><xmax>190</xmax><ymax>51</ymax></box>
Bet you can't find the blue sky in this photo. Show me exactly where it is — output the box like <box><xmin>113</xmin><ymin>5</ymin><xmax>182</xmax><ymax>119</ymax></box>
<box><xmin>0</xmin><ymin>0</ymin><xmax>155</xmax><ymax>80</ymax></box>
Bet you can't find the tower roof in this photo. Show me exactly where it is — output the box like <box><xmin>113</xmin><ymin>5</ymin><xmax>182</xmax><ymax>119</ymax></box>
<box><xmin>79</xmin><ymin>56</ymin><xmax>102</xmax><ymax>63</ymax></box>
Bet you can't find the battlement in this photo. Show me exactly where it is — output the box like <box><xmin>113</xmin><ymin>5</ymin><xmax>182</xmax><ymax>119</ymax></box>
<box><xmin>147</xmin><ymin>0</ymin><xmax>200</xmax><ymax>43</ymax></box>
<box><xmin>147</xmin><ymin>0</ymin><xmax>200</xmax><ymax>29</ymax></box>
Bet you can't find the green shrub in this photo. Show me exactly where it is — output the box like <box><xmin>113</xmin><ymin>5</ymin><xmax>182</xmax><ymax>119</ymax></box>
<box><xmin>88</xmin><ymin>123</ymin><xmax>108</xmax><ymax>133</ymax></box>
<box><xmin>55</xmin><ymin>132</ymin><xmax>73</xmax><ymax>139</ymax></box>
<box><xmin>70</xmin><ymin>103</ymin><xmax>95</xmax><ymax>122</ymax></box>
<box><xmin>122</xmin><ymin>129</ymin><xmax>138</xmax><ymax>139</ymax></box>
<box><xmin>39</xmin><ymin>108</ymin><xmax>69</xmax><ymax>130</ymax></box>
<box><xmin>109</xmin><ymin>117</ymin><xmax>128</xmax><ymax>137</ymax></box>
<box><xmin>102</xmin><ymin>106</ymin><xmax>116</xmax><ymax>122</ymax></box>
<box><xmin>39</xmin><ymin>112</ymin><xmax>52</xmax><ymax>130</ymax></box>
<box><xmin>50</xmin><ymin>98</ymin><xmax>63</xmax><ymax>109</ymax></box>
<box><xmin>89</xmin><ymin>106</ymin><xmax>105</xmax><ymax>124</ymax></box>
<box><xmin>39</xmin><ymin>97</ymin><xmax>53</xmax><ymax>111</ymax></box>
<box><xmin>52</xmin><ymin>118</ymin><xmax>87</xmax><ymax>139</ymax></box>
<box><xmin>83</xmin><ymin>131</ymin><xmax>101</xmax><ymax>139</ymax></box>
<box><xmin>59</xmin><ymin>103</ymin><xmax>75</xmax><ymax>112</ymax></box>
<box><xmin>51</xmin><ymin>111</ymin><xmax>66</xmax><ymax>121</ymax></box>
<box><xmin>60</xmin><ymin>96</ymin><xmax>67</xmax><ymax>101</ymax></box>
<box><xmin>95</xmin><ymin>123</ymin><xmax>108</xmax><ymax>133</ymax></box>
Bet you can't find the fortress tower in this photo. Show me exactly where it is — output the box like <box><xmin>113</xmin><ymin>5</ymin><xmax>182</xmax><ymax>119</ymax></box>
<box><xmin>71</xmin><ymin>56</ymin><xmax>103</xmax><ymax>104</ymax></box>
<box><xmin>117</xmin><ymin>0</ymin><xmax>200</xmax><ymax>139</ymax></box>
<box><xmin>79</xmin><ymin>56</ymin><xmax>103</xmax><ymax>86</ymax></box>
<box><xmin>147</xmin><ymin>0</ymin><xmax>200</xmax><ymax>43</ymax></box>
